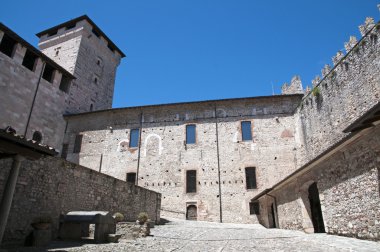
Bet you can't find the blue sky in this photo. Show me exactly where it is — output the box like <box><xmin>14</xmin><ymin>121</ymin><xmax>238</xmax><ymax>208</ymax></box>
<box><xmin>2</xmin><ymin>1</ymin><xmax>379</xmax><ymax>108</ymax></box>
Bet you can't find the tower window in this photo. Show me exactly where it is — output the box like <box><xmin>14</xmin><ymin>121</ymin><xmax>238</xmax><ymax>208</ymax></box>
<box><xmin>186</xmin><ymin>170</ymin><xmax>197</xmax><ymax>193</ymax></box>
<box><xmin>245</xmin><ymin>167</ymin><xmax>257</xmax><ymax>189</ymax></box>
<box><xmin>241</xmin><ymin>121</ymin><xmax>252</xmax><ymax>141</ymax></box>
<box><xmin>66</xmin><ymin>23</ymin><xmax>76</xmax><ymax>30</ymax></box>
<box><xmin>42</xmin><ymin>64</ymin><xmax>55</xmax><ymax>83</ymax></box>
<box><xmin>129</xmin><ymin>129</ymin><xmax>139</xmax><ymax>148</ymax></box>
<box><xmin>249</xmin><ymin>201</ymin><xmax>260</xmax><ymax>215</ymax></box>
<box><xmin>59</xmin><ymin>75</ymin><xmax>71</xmax><ymax>93</ymax></box>
<box><xmin>22</xmin><ymin>50</ymin><xmax>38</xmax><ymax>71</ymax></box>
<box><xmin>32</xmin><ymin>131</ymin><xmax>42</xmax><ymax>144</ymax></box>
<box><xmin>186</xmin><ymin>124</ymin><xmax>196</xmax><ymax>144</ymax></box>
<box><xmin>90</xmin><ymin>104</ymin><xmax>93</xmax><ymax>111</ymax></box>
<box><xmin>94</xmin><ymin>77</ymin><xmax>98</xmax><ymax>84</ymax></box>
<box><xmin>73</xmin><ymin>134</ymin><xmax>83</xmax><ymax>153</ymax></box>
<box><xmin>0</xmin><ymin>33</ymin><xmax>17</xmax><ymax>58</ymax></box>
<box><xmin>47</xmin><ymin>30</ymin><xmax>58</xmax><ymax>37</ymax></box>
<box><xmin>126</xmin><ymin>172</ymin><xmax>136</xmax><ymax>183</ymax></box>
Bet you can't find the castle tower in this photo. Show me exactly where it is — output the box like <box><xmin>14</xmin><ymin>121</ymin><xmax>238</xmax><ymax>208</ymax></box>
<box><xmin>36</xmin><ymin>15</ymin><xmax>125</xmax><ymax>113</ymax></box>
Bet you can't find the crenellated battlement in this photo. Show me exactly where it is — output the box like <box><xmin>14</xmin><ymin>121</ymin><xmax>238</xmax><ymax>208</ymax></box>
<box><xmin>295</xmin><ymin>16</ymin><xmax>380</xmax><ymax>168</ymax></box>
<box><xmin>281</xmin><ymin>75</ymin><xmax>304</xmax><ymax>95</ymax></box>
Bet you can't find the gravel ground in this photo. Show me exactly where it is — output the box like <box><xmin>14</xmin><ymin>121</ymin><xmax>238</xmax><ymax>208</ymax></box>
<box><xmin>2</xmin><ymin>217</ymin><xmax>380</xmax><ymax>252</ymax></box>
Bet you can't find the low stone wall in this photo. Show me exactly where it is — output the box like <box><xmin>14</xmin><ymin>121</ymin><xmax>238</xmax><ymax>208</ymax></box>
<box><xmin>0</xmin><ymin>156</ymin><xmax>161</xmax><ymax>244</ymax></box>
<box><xmin>273</xmin><ymin>125</ymin><xmax>380</xmax><ymax>240</ymax></box>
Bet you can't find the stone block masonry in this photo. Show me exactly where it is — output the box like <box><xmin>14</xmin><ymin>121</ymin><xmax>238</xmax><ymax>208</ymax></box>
<box><xmin>0</xmin><ymin>156</ymin><xmax>161</xmax><ymax>244</ymax></box>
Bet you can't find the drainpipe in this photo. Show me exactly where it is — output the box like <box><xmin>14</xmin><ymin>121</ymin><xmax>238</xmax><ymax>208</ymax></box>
<box><xmin>136</xmin><ymin>112</ymin><xmax>143</xmax><ymax>186</ymax></box>
<box><xmin>267</xmin><ymin>193</ymin><xmax>279</xmax><ymax>228</ymax></box>
<box><xmin>0</xmin><ymin>155</ymin><xmax>24</xmax><ymax>245</ymax></box>
<box><xmin>24</xmin><ymin>61</ymin><xmax>46</xmax><ymax>137</ymax></box>
<box><xmin>214</xmin><ymin>105</ymin><xmax>223</xmax><ymax>223</ymax></box>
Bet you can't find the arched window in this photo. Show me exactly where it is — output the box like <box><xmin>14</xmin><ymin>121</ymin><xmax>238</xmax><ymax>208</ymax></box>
<box><xmin>32</xmin><ymin>131</ymin><xmax>42</xmax><ymax>143</ymax></box>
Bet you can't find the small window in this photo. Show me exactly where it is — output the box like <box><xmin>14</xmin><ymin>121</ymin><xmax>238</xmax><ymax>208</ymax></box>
<box><xmin>66</xmin><ymin>23</ymin><xmax>76</xmax><ymax>30</ymax></box>
<box><xmin>32</xmin><ymin>131</ymin><xmax>42</xmax><ymax>143</ymax></box>
<box><xmin>126</xmin><ymin>172</ymin><xmax>136</xmax><ymax>183</ymax></box>
<box><xmin>94</xmin><ymin>77</ymin><xmax>98</xmax><ymax>84</ymax></box>
<box><xmin>22</xmin><ymin>50</ymin><xmax>38</xmax><ymax>71</ymax></box>
<box><xmin>96</xmin><ymin>57</ymin><xmax>102</xmax><ymax>66</ymax></box>
<box><xmin>186</xmin><ymin>170</ymin><xmax>196</xmax><ymax>193</ymax></box>
<box><xmin>186</xmin><ymin>125</ymin><xmax>196</xmax><ymax>144</ymax></box>
<box><xmin>249</xmin><ymin>201</ymin><xmax>260</xmax><ymax>215</ymax></box>
<box><xmin>0</xmin><ymin>33</ymin><xmax>17</xmax><ymax>58</ymax></box>
<box><xmin>245</xmin><ymin>167</ymin><xmax>257</xmax><ymax>189</ymax></box>
<box><xmin>129</xmin><ymin>129</ymin><xmax>139</xmax><ymax>148</ymax></box>
<box><xmin>92</xmin><ymin>29</ymin><xmax>101</xmax><ymax>38</ymax></box>
<box><xmin>61</xmin><ymin>144</ymin><xmax>68</xmax><ymax>159</ymax></box>
<box><xmin>47</xmin><ymin>30</ymin><xmax>57</xmax><ymax>37</ymax></box>
<box><xmin>59</xmin><ymin>75</ymin><xmax>71</xmax><ymax>93</ymax></box>
<box><xmin>73</xmin><ymin>134</ymin><xmax>83</xmax><ymax>153</ymax></box>
<box><xmin>42</xmin><ymin>64</ymin><xmax>55</xmax><ymax>83</ymax></box>
<box><xmin>107</xmin><ymin>44</ymin><xmax>115</xmax><ymax>53</ymax></box>
<box><xmin>241</xmin><ymin>121</ymin><xmax>252</xmax><ymax>141</ymax></box>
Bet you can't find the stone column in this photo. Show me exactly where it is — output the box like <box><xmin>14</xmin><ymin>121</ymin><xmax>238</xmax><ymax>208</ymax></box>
<box><xmin>0</xmin><ymin>155</ymin><xmax>24</xmax><ymax>244</ymax></box>
<box><xmin>13</xmin><ymin>43</ymin><xmax>27</xmax><ymax>64</ymax></box>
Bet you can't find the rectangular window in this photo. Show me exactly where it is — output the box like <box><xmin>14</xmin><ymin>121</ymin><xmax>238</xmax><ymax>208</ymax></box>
<box><xmin>129</xmin><ymin>129</ymin><xmax>139</xmax><ymax>148</ymax></box>
<box><xmin>245</xmin><ymin>167</ymin><xmax>257</xmax><ymax>189</ymax></box>
<box><xmin>59</xmin><ymin>75</ymin><xmax>71</xmax><ymax>93</ymax></box>
<box><xmin>186</xmin><ymin>170</ymin><xmax>197</xmax><ymax>193</ymax></box>
<box><xmin>66</xmin><ymin>23</ymin><xmax>76</xmax><ymax>30</ymax></box>
<box><xmin>61</xmin><ymin>144</ymin><xmax>68</xmax><ymax>159</ymax></box>
<box><xmin>126</xmin><ymin>172</ymin><xmax>136</xmax><ymax>183</ymax></box>
<box><xmin>73</xmin><ymin>134</ymin><xmax>83</xmax><ymax>153</ymax></box>
<box><xmin>22</xmin><ymin>50</ymin><xmax>38</xmax><ymax>71</ymax></box>
<box><xmin>42</xmin><ymin>64</ymin><xmax>55</xmax><ymax>83</ymax></box>
<box><xmin>241</xmin><ymin>121</ymin><xmax>252</xmax><ymax>141</ymax></box>
<box><xmin>0</xmin><ymin>33</ymin><xmax>17</xmax><ymax>58</ymax></box>
<box><xmin>249</xmin><ymin>201</ymin><xmax>260</xmax><ymax>215</ymax></box>
<box><xmin>186</xmin><ymin>124</ymin><xmax>196</xmax><ymax>144</ymax></box>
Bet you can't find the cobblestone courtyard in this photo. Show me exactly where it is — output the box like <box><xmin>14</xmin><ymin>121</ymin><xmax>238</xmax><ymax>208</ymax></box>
<box><xmin>5</xmin><ymin>217</ymin><xmax>378</xmax><ymax>252</ymax></box>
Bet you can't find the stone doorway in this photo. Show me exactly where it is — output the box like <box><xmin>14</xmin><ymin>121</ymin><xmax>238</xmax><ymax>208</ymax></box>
<box><xmin>186</xmin><ymin>205</ymin><xmax>197</xmax><ymax>221</ymax></box>
<box><xmin>268</xmin><ymin>203</ymin><xmax>277</xmax><ymax>228</ymax></box>
<box><xmin>308</xmin><ymin>183</ymin><xmax>325</xmax><ymax>233</ymax></box>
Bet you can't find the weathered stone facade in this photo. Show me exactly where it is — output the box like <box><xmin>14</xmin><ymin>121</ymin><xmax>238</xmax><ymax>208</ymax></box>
<box><xmin>63</xmin><ymin>95</ymin><xmax>302</xmax><ymax>223</ymax></box>
<box><xmin>0</xmin><ymin>156</ymin><xmax>161</xmax><ymax>244</ymax></box>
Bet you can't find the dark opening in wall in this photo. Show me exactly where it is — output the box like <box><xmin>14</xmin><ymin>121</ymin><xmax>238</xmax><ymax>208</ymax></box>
<box><xmin>126</xmin><ymin>172</ymin><xmax>136</xmax><ymax>183</ymax></box>
<box><xmin>186</xmin><ymin>170</ymin><xmax>196</xmax><ymax>193</ymax></box>
<box><xmin>59</xmin><ymin>75</ymin><xmax>71</xmax><ymax>93</ymax></box>
<box><xmin>90</xmin><ymin>104</ymin><xmax>93</xmax><ymax>111</ymax></box>
<box><xmin>61</xmin><ymin>144</ymin><xmax>68</xmax><ymax>159</ymax></box>
<box><xmin>47</xmin><ymin>30</ymin><xmax>57</xmax><ymax>37</ymax></box>
<box><xmin>42</xmin><ymin>64</ymin><xmax>55</xmax><ymax>83</ymax></box>
<box><xmin>0</xmin><ymin>33</ymin><xmax>17</xmax><ymax>58</ymax></box>
<box><xmin>32</xmin><ymin>131</ymin><xmax>42</xmax><ymax>143</ymax></box>
<box><xmin>73</xmin><ymin>134</ymin><xmax>83</xmax><ymax>153</ymax></box>
<box><xmin>129</xmin><ymin>129</ymin><xmax>139</xmax><ymax>148</ymax></box>
<box><xmin>92</xmin><ymin>29</ymin><xmax>100</xmax><ymax>38</ymax></box>
<box><xmin>249</xmin><ymin>201</ymin><xmax>260</xmax><ymax>215</ymax></box>
<box><xmin>245</xmin><ymin>167</ymin><xmax>257</xmax><ymax>189</ymax></box>
<box><xmin>66</xmin><ymin>23</ymin><xmax>76</xmax><ymax>30</ymax></box>
<box><xmin>22</xmin><ymin>50</ymin><xmax>38</xmax><ymax>71</ymax></box>
<box><xmin>107</xmin><ymin>44</ymin><xmax>115</xmax><ymax>53</ymax></box>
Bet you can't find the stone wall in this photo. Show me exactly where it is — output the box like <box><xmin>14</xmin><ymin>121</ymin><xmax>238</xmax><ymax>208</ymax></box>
<box><xmin>296</xmin><ymin>20</ymin><xmax>380</xmax><ymax>167</ymax></box>
<box><xmin>63</xmin><ymin>95</ymin><xmax>302</xmax><ymax>223</ymax></box>
<box><xmin>272</xmin><ymin>125</ymin><xmax>380</xmax><ymax>240</ymax></box>
<box><xmin>0</xmin><ymin>31</ymin><xmax>68</xmax><ymax>149</ymax></box>
<box><xmin>0</xmin><ymin>156</ymin><xmax>161</xmax><ymax>244</ymax></box>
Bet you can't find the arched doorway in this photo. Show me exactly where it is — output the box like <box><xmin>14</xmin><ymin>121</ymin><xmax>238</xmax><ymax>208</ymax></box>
<box><xmin>186</xmin><ymin>205</ymin><xmax>197</xmax><ymax>221</ymax></box>
<box><xmin>308</xmin><ymin>182</ymin><xmax>325</xmax><ymax>233</ymax></box>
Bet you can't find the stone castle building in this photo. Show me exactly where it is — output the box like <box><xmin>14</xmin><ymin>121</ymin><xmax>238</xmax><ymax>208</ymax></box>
<box><xmin>0</xmin><ymin>12</ymin><xmax>379</xmax><ymax>241</ymax></box>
